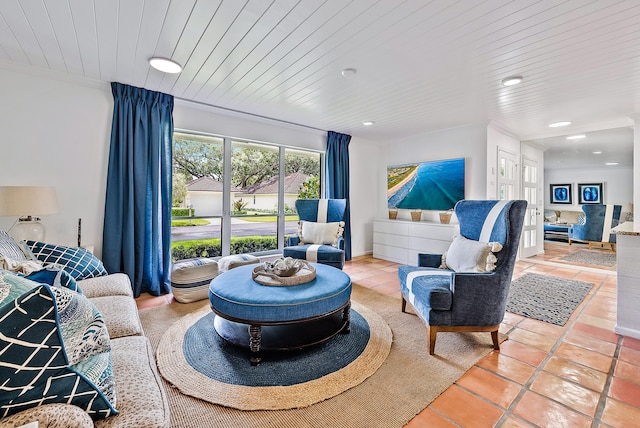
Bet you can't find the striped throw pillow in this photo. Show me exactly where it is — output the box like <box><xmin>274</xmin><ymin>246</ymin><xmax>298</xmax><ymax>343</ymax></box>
<box><xmin>0</xmin><ymin>231</ymin><xmax>27</xmax><ymax>261</ymax></box>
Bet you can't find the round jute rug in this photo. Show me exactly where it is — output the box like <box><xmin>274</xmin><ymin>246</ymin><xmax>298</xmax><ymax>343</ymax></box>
<box><xmin>156</xmin><ymin>301</ymin><xmax>392</xmax><ymax>410</ymax></box>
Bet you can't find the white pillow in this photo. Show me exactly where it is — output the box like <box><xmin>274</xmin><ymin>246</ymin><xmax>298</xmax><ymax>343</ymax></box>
<box><xmin>440</xmin><ymin>234</ymin><xmax>503</xmax><ymax>273</ymax></box>
<box><xmin>298</xmin><ymin>221</ymin><xmax>345</xmax><ymax>246</ymax></box>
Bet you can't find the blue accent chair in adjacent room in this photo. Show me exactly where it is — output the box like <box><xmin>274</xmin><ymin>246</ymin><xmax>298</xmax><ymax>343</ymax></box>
<box><xmin>398</xmin><ymin>199</ymin><xmax>527</xmax><ymax>355</ymax></box>
<box><xmin>283</xmin><ymin>199</ymin><xmax>347</xmax><ymax>270</ymax></box>
<box><xmin>568</xmin><ymin>204</ymin><xmax>622</xmax><ymax>251</ymax></box>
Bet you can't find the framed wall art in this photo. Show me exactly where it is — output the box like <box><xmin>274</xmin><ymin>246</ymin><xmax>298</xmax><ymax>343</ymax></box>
<box><xmin>578</xmin><ymin>183</ymin><xmax>603</xmax><ymax>204</ymax></box>
<box><xmin>387</xmin><ymin>157</ymin><xmax>465</xmax><ymax>211</ymax></box>
<box><xmin>550</xmin><ymin>184</ymin><xmax>572</xmax><ymax>204</ymax></box>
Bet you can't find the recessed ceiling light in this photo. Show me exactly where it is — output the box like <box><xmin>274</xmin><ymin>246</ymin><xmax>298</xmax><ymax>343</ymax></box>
<box><xmin>149</xmin><ymin>57</ymin><xmax>183</xmax><ymax>73</ymax></box>
<box><xmin>341</xmin><ymin>68</ymin><xmax>357</xmax><ymax>77</ymax></box>
<box><xmin>548</xmin><ymin>121</ymin><xmax>572</xmax><ymax>128</ymax></box>
<box><xmin>593</xmin><ymin>151</ymin><xmax>602</xmax><ymax>154</ymax></box>
<box><xmin>566</xmin><ymin>134</ymin><xmax>586</xmax><ymax>140</ymax></box>
<box><xmin>606</xmin><ymin>162</ymin><xmax>619</xmax><ymax>166</ymax></box>
<box><xmin>363</xmin><ymin>121</ymin><xmax>374</xmax><ymax>126</ymax></box>
<box><xmin>501</xmin><ymin>76</ymin><xmax>523</xmax><ymax>86</ymax></box>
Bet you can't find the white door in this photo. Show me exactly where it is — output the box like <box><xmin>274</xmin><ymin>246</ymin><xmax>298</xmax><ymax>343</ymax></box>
<box><xmin>497</xmin><ymin>149</ymin><xmax>517</xmax><ymax>200</ymax></box>
<box><xmin>520</xmin><ymin>156</ymin><xmax>539</xmax><ymax>258</ymax></box>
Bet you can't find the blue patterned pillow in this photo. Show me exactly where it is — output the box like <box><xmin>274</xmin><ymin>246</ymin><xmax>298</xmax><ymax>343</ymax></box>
<box><xmin>23</xmin><ymin>267</ymin><xmax>82</xmax><ymax>294</ymax></box>
<box><xmin>22</xmin><ymin>241</ymin><xmax>108</xmax><ymax>280</ymax></box>
<box><xmin>0</xmin><ymin>272</ymin><xmax>117</xmax><ymax>420</ymax></box>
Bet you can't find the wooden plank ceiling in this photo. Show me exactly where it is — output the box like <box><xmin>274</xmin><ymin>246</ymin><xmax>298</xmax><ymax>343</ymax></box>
<box><xmin>1</xmin><ymin>0</ymin><xmax>639</xmax><ymax>161</ymax></box>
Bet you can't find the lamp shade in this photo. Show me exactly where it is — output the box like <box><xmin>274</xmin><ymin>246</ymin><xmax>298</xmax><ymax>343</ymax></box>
<box><xmin>0</xmin><ymin>186</ymin><xmax>58</xmax><ymax>217</ymax></box>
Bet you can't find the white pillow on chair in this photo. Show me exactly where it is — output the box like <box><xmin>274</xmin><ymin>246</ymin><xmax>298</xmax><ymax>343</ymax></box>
<box><xmin>298</xmin><ymin>221</ymin><xmax>345</xmax><ymax>246</ymax></box>
<box><xmin>441</xmin><ymin>234</ymin><xmax>503</xmax><ymax>273</ymax></box>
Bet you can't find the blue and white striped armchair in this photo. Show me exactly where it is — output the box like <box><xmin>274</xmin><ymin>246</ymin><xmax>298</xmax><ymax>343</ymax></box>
<box><xmin>283</xmin><ymin>199</ymin><xmax>347</xmax><ymax>270</ymax></box>
<box><xmin>568</xmin><ymin>204</ymin><xmax>621</xmax><ymax>251</ymax></box>
<box><xmin>398</xmin><ymin>199</ymin><xmax>527</xmax><ymax>355</ymax></box>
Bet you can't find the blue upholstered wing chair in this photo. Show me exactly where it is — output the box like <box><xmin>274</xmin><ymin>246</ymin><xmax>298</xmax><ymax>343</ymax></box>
<box><xmin>398</xmin><ymin>199</ymin><xmax>527</xmax><ymax>355</ymax></box>
<box><xmin>283</xmin><ymin>199</ymin><xmax>347</xmax><ymax>270</ymax></box>
<box><xmin>568</xmin><ymin>204</ymin><xmax>621</xmax><ymax>251</ymax></box>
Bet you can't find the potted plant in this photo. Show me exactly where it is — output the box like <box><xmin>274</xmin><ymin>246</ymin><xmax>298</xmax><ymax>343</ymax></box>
<box><xmin>388</xmin><ymin>206</ymin><xmax>398</xmax><ymax>219</ymax></box>
<box><xmin>439</xmin><ymin>209</ymin><xmax>453</xmax><ymax>224</ymax></box>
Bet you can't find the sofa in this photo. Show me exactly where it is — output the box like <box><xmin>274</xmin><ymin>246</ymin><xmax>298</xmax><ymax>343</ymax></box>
<box><xmin>543</xmin><ymin>209</ymin><xmax>583</xmax><ymax>241</ymax></box>
<box><xmin>0</xmin><ymin>235</ymin><xmax>170</xmax><ymax>427</ymax></box>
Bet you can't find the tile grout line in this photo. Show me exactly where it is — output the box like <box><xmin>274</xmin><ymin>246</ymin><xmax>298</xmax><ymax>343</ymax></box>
<box><xmin>501</xmin><ymin>273</ymin><xmax>610</xmax><ymax>423</ymax></box>
<box><xmin>458</xmin><ymin>270</ymin><xmax>611</xmax><ymax>426</ymax></box>
<box><xmin>593</xmin><ymin>334</ymin><xmax>624</xmax><ymax>425</ymax></box>
<box><xmin>349</xmin><ymin>254</ymin><xmax>617</xmax><ymax>427</ymax></box>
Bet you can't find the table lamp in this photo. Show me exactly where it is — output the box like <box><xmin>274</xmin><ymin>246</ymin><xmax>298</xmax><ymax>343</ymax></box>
<box><xmin>0</xmin><ymin>186</ymin><xmax>58</xmax><ymax>242</ymax></box>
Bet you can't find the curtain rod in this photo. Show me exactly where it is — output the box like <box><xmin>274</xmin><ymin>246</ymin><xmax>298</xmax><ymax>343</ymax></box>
<box><xmin>175</xmin><ymin>97</ymin><xmax>326</xmax><ymax>133</ymax></box>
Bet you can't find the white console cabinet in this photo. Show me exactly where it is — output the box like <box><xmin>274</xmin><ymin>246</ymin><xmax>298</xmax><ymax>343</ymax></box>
<box><xmin>373</xmin><ymin>219</ymin><xmax>458</xmax><ymax>266</ymax></box>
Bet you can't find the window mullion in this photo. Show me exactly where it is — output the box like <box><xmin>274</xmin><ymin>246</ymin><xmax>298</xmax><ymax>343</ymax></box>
<box><xmin>221</xmin><ymin>137</ymin><xmax>232</xmax><ymax>256</ymax></box>
<box><xmin>277</xmin><ymin>146</ymin><xmax>286</xmax><ymax>251</ymax></box>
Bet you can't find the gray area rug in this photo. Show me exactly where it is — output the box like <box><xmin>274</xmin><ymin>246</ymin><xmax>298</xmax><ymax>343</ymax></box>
<box><xmin>140</xmin><ymin>284</ymin><xmax>504</xmax><ymax>428</ymax></box>
<box><xmin>560</xmin><ymin>250</ymin><xmax>616</xmax><ymax>267</ymax></box>
<box><xmin>507</xmin><ymin>273</ymin><xmax>593</xmax><ymax>326</ymax></box>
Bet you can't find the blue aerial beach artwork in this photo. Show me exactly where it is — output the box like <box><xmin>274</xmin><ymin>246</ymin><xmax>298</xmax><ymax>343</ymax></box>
<box><xmin>387</xmin><ymin>158</ymin><xmax>465</xmax><ymax>211</ymax></box>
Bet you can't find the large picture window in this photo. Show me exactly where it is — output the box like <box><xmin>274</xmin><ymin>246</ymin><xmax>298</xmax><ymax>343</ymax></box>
<box><xmin>171</xmin><ymin>131</ymin><xmax>321</xmax><ymax>261</ymax></box>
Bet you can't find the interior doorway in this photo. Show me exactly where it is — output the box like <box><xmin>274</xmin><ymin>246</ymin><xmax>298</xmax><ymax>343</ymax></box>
<box><xmin>520</xmin><ymin>156</ymin><xmax>539</xmax><ymax>258</ymax></box>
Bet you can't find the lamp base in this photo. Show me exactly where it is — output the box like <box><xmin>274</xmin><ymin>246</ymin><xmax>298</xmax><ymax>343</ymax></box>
<box><xmin>8</xmin><ymin>216</ymin><xmax>45</xmax><ymax>242</ymax></box>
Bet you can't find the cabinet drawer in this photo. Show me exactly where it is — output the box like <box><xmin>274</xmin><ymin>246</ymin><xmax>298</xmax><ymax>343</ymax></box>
<box><xmin>373</xmin><ymin>243</ymin><xmax>407</xmax><ymax>264</ymax></box>
<box><xmin>408</xmin><ymin>223</ymin><xmax>458</xmax><ymax>240</ymax></box>
<box><xmin>373</xmin><ymin>231</ymin><xmax>408</xmax><ymax>248</ymax></box>
<box><xmin>373</xmin><ymin>220</ymin><xmax>410</xmax><ymax>235</ymax></box>
<box><xmin>408</xmin><ymin>236</ymin><xmax>452</xmax><ymax>254</ymax></box>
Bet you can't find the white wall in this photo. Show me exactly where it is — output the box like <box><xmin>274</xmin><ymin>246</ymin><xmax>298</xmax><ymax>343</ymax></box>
<box><xmin>0</xmin><ymin>62</ymin><xmax>112</xmax><ymax>256</ymax></box>
<box><xmin>378</xmin><ymin>124</ymin><xmax>488</xmax><ymax>221</ymax></box>
<box><xmin>545</xmin><ymin>167</ymin><xmax>633</xmax><ymax>212</ymax></box>
<box><xmin>173</xmin><ymin>99</ymin><xmax>326</xmax><ymax>151</ymax></box>
<box><xmin>0</xmin><ymin>63</ymin><xmax>379</xmax><ymax>259</ymax></box>
<box><xmin>187</xmin><ymin>192</ymin><xmax>223</xmax><ymax>216</ymax></box>
<box><xmin>349</xmin><ymin>136</ymin><xmax>380</xmax><ymax>256</ymax></box>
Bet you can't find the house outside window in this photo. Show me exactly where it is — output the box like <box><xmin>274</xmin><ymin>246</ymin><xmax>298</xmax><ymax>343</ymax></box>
<box><xmin>171</xmin><ymin>130</ymin><xmax>321</xmax><ymax>261</ymax></box>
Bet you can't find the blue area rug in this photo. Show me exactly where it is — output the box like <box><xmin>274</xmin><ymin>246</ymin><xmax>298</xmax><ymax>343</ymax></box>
<box><xmin>506</xmin><ymin>273</ymin><xmax>593</xmax><ymax>326</ymax></box>
<box><xmin>183</xmin><ymin>311</ymin><xmax>369</xmax><ymax>387</ymax></box>
<box><xmin>156</xmin><ymin>301</ymin><xmax>392</xmax><ymax>410</ymax></box>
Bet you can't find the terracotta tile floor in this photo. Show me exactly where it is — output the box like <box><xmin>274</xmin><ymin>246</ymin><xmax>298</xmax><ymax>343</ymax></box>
<box><xmin>136</xmin><ymin>241</ymin><xmax>640</xmax><ymax>427</ymax></box>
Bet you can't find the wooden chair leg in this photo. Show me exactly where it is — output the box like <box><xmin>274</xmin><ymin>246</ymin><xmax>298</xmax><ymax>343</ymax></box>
<box><xmin>491</xmin><ymin>330</ymin><xmax>500</xmax><ymax>350</ymax></box>
<box><xmin>612</xmin><ymin>243</ymin><xmax>616</xmax><ymax>253</ymax></box>
<box><xmin>401</xmin><ymin>297</ymin><xmax>407</xmax><ymax>313</ymax></box>
<box><xmin>427</xmin><ymin>325</ymin><xmax>437</xmax><ymax>355</ymax></box>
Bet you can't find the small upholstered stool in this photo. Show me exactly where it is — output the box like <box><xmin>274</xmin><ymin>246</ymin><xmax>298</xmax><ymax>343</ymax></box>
<box><xmin>217</xmin><ymin>254</ymin><xmax>260</xmax><ymax>272</ymax></box>
<box><xmin>208</xmin><ymin>263</ymin><xmax>352</xmax><ymax>365</ymax></box>
<box><xmin>171</xmin><ymin>254</ymin><xmax>260</xmax><ymax>303</ymax></box>
<box><xmin>171</xmin><ymin>258</ymin><xmax>219</xmax><ymax>303</ymax></box>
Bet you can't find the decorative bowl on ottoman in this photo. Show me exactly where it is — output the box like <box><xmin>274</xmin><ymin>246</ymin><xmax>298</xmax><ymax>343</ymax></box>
<box><xmin>264</xmin><ymin>257</ymin><xmax>302</xmax><ymax>277</ymax></box>
<box><xmin>252</xmin><ymin>259</ymin><xmax>316</xmax><ymax>286</ymax></box>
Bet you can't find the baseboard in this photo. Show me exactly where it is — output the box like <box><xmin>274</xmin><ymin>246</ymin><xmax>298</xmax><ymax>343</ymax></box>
<box><xmin>614</xmin><ymin>325</ymin><xmax>640</xmax><ymax>340</ymax></box>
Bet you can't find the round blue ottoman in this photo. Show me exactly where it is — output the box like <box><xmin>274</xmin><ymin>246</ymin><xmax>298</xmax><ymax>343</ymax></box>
<box><xmin>209</xmin><ymin>263</ymin><xmax>352</xmax><ymax>364</ymax></box>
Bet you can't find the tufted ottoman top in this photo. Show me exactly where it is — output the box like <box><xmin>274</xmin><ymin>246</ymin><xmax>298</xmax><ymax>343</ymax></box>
<box><xmin>209</xmin><ymin>263</ymin><xmax>351</xmax><ymax>323</ymax></box>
